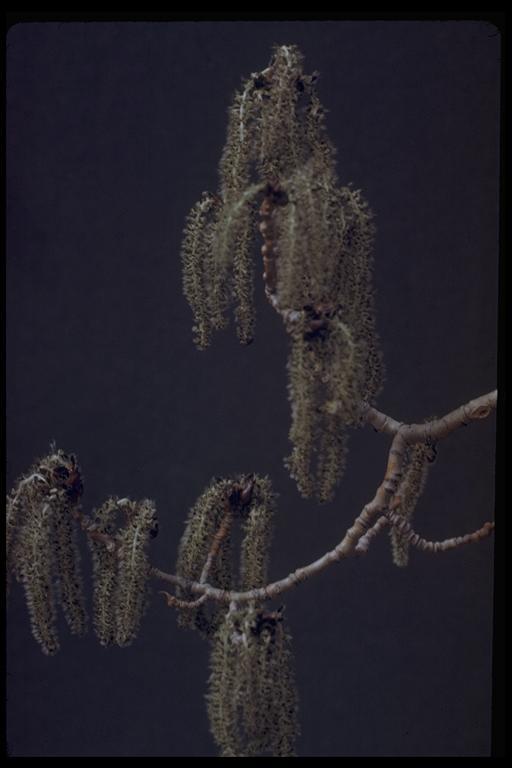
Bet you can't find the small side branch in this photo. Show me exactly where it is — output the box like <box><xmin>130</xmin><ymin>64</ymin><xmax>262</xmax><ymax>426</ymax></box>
<box><xmin>199</xmin><ymin>502</ymin><xmax>234</xmax><ymax>584</ymax></box>
<box><xmin>159</xmin><ymin>591</ymin><xmax>208</xmax><ymax>610</ymax></box>
<box><xmin>385</xmin><ymin>511</ymin><xmax>495</xmax><ymax>553</ymax></box>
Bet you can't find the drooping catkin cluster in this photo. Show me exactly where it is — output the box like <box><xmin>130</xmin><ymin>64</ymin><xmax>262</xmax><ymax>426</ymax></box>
<box><xmin>282</xmin><ymin>176</ymin><xmax>381</xmax><ymax>500</ymax></box>
<box><xmin>88</xmin><ymin>496</ymin><xmax>158</xmax><ymax>646</ymax></box>
<box><xmin>181</xmin><ymin>44</ymin><xmax>334</xmax><ymax>347</ymax></box>
<box><xmin>175</xmin><ymin>474</ymin><xmax>299</xmax><ymax>756</ymax></box>
<box><xmin>181</xmin><ymin>44</ymin><xmax>383</xmax><ymax>501</ymax></box>
<box><xmin>389</xmin><ymin>440</ymin><xmax>436</xmax><ymax>567</ymax></box>
<box><xmin>174</xmin><ymin>474</ymin><xmax>275</xmax><ymax>637</ymax></box>
<box><xmin>206</xmin><ymin>606</ymin><xmax>299</xmax><ymax>757</ymax></box>
<box><xmin>5</xmin><ymin>448</ymin><xmax>87</xmax><ymax>655</ymax></box>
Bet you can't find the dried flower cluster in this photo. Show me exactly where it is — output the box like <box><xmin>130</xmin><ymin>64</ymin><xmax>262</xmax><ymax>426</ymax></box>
<box><xmin>181</xmin><ymin>44</ymin><xmax>383</xmax><ymax>501</ymax></box>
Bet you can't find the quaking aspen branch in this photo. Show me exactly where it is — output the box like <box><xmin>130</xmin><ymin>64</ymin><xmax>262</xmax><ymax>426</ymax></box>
<box><xmin>150</xmin><ymin>389</ymin><xmax>497</xmax><ymax>606</ymax></box>
<box><xmin>7</xmin><ymin>42</ymin><xmax>498</xmax><ymax>758</ymax></box>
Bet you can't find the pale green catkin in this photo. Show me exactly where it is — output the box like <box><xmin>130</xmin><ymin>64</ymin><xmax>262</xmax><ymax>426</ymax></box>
<box><xmin>88</xmin><ymin>498</ymin><xmax>122</xmax><ymax>646</ymax></box>
<box><xmin>20</xmin><ymin>498</ymin><xmax>60</xmax><ymax>655</ymax></box>
<box><xmin>206</xmin><ymin>609</ymin><xmax>245</xmax><ymax>756</ymax></box>
<box><xmin>256</xmin><ymin>45</ymin><xmax>309</xmax><ymax>181</ymax></box>
<box><xmin>181</xmin><ymin>192</ymin><xmax>224</xmax><ymax>349</ymax></box>
<box><xmin>206</xmin><ymin>606</ymin><xmax>299</xmax><ymax>757</ymax></box>
<box><xmin>114</xmin><ymin>499</ymin><xmax>158</xmax><ymax>646</ymax></box>
<box><xmin>52</xmin><ymin>501</ymin><xmax>88</xmax><ymax>636</ymax></box>
<box><xmin>285</xmin><ymin>320</ymin><xmax>319</xmax><ymax>499</ymax></box>
<box><xmin>6</xmin><ymin>476</ymin><xmax>43</xmax><ymax>597</ymax></box>
<box><xmin>181</xmin><ymin>44</ymin><xmax>384</xmax><ymax>501</ymax></box>
<box><xmin>271</xmin><ymin>163</ymin><xmax>342</xmax><ymax>311</ymax></box>
<box><xmin>239</xmin><ymin>476</ymin><xmax>275</xmax><ymax>591</ymax></box>
<box><xmin>231</xmin><ymin>197</ymin><xmax>258</xmax><ymax>345</ymax></box>
<box><xmin>89</xmin><ymin>497</ymin><xmax>158</xmax><ymax>647</ymax></box>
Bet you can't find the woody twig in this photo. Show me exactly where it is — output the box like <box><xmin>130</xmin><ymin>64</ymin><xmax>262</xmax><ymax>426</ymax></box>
<box><xmin>151</xmin><ymin>389</ymin><xmax>497</xmax><ymax>604</ymax></box>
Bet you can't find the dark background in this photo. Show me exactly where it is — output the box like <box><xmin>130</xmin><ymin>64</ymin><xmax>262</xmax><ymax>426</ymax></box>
<box><xmin>6</xmin><ymin>20</ymin><xmax>500</xmax><ymax>757</ymax></box>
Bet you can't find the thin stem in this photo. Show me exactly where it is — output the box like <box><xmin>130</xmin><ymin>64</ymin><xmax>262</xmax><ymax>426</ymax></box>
<box><xmin>199</xmin><ymin>502</ymin><xmax>234</xmax><ymax>584</ymax></box>
<box><xmin>159</xmin><ymin>591</ymin><xmax>208</xmax><ymax>610</ymax></box>
<box><xmin>159</xmin><ymin>500</ymin><xmax>235</xmax><ymax>611</ymax></box>
<box><xmin>385</xmin><ymin>511</ymin><xmax>495</xmax><ymax>553</ymax></box>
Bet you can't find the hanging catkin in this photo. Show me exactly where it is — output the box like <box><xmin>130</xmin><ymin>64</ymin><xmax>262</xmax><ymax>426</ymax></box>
<box><xmin>181</xmin><ymin>44</ymin><xmax>384</xmax><ymax>501</ymax></box>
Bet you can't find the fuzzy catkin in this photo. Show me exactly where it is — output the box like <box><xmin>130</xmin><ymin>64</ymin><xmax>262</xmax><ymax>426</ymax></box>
<box><xmin>6</xmin><ymin>475</ymin><xmax>46</xmax><ymax>596</ymax></box>
<box><xmin>88</xmin><ymin>498</ymin><xmax>122</xmax><ymax>646</ymax></box>
<box><xmin>52</xmin><ymin>500</ymin><xmax>88</xmax><ymax>636</ymax></box>
<box><xmin>88</xmin><ymin>497</ymin><xmax>158</xmax><ymax>647</ymax></box>
<box><xmin>207</xmin><ymin>607</ymin><xmax>299</xmax><ymax>757</ymax></box>
<box><xmin>181</xmin><ymin>192</ymin><xmax>224</xmax><ymax>349</ymax></box>
<box><xmin>114</xmin><ymin>499</ymin><xmax>157</xmax><ymax>646</ymax></box>
<box><xmin>20</xmin><ymin>499</ymin><xmax>60</xmax><ymax>655</ymax></box>
<box><xmin>239</xmin><ymin>476</ymin><xmax>275</xmax><ymax>590</ymax></box>
<box><xmin>181</xmin><ymin>44</ymin><xmax>340</xmax><ymax>345</ymax></box>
